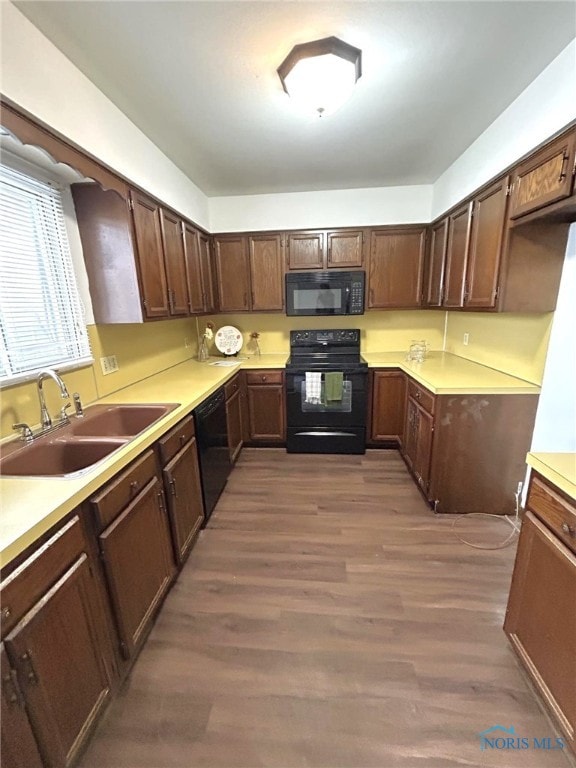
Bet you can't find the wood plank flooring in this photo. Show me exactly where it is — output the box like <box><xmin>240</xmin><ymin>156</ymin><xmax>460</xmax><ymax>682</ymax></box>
<box><xmin>79</xmin><ymin>449</ymin><xmax>574</xmax><ymax>768</ymax></box>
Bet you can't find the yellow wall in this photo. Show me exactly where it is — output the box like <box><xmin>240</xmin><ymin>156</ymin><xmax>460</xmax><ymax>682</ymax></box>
<box><xmin>445</xmin><ymin>312</ymin><xmax>553</xmax><ymax>384</ymax></box>
<box><xmin>0</xmin><ymin>318</ymin><xmax>198</xmax><ymax>438</ymax></box>
<box><xmin>203</xmin><ymin>311</ymin><xmax>446</xmax><ymax>355</ymax></box>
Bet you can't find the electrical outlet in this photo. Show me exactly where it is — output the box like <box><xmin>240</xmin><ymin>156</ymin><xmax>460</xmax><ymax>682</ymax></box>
<box><xmin>100</xmin><ymin>355</ymin><xmax>119</xmax><ymax>375</ymax></box>
<box><xmin>463</xmin><ymin>333</ymin><xmax>470</xmax><ymax>346</ymax></box>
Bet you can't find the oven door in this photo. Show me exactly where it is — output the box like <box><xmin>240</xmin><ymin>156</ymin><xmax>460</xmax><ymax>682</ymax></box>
<box><xmin>285</xmin><ymin>369</ymin><xmax>367</xmax><ymax>454</ymax></box>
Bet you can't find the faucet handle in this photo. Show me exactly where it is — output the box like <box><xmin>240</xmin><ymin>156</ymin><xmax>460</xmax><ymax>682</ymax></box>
<box><xmin>59</xmin><ymin>402</ymin><xmax>72</xmax><ymax>423</ymax></box>
<box><xmin>73</xmin><ymin>392</ymin><xmax>84</xmax><ymax>417</ymax></box>
<box><xmin>13</xmin><ymin>423</ymin><xmax>34</xmax><ymax>442</ymax></box>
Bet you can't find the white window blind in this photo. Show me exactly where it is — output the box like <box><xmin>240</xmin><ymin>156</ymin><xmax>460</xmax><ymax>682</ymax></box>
<box><xmin>0</xmin><ymin>163</ymin><xmax>91</xmax><ymax>384</ymax></box>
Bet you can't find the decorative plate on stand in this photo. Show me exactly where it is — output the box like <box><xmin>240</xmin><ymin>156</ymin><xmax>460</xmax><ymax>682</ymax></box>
<box><xmin>214</xmin><ymin>325</ymin><xmax>243</xmax><ymax>356</ymax></box>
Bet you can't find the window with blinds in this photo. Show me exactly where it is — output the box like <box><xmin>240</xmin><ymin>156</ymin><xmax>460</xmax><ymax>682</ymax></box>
<box><xmin>0</xmin><ymin>163</ymin><xmax>91</xmax><ymax>384</ymax></box>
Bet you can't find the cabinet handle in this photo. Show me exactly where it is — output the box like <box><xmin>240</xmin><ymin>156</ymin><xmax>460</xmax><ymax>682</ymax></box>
<box><xmin>20</xmin><ymin>651</ymin><xmax>38</xmax><ymax>685</ymax></box>
<box><xmin>168</xmin><ymin>290</ymin><xmax>175</xmax><ymax>313</ymax></box>
<box><xmin>561</xmin><ymin>522</ymin><xmax>575</xmax><ymax>537</ymax></box>
<box><xmin>157</xmin><ymin>489</ymin><xmax>166</xmax><ymax>513</ymax></box>
<box><xmin>2</xmin><ymin>667</ymin><xmax>25</xmax><ymax>707</ymax></box>
<box><xmin>1</xmin><ymin>606</ymin><xmax>11</xmax><ymax>620</ymax></box>
<box><xmin>262</xmin><ymin>376</ymin><xmax>267</xmax><ymax>382</ymax></box>
<box><xmin>415</xmin><ymin>391</ymin><xmax>421</xmax><ymax>400</ymax></box>
<box><xmin>170</xmin><ymin>477</ymin><xmax>177</xmax><ymax>497</ymax></box>
<box><xmin>179</xmin><ymin>434</ymin><xmax>187</xmax><ymax>445</ymax></box>
<box><xmin>558</xmin><ymin>150</ymin><xmax>569</xmax><ymax>182</ymax></box>
<box><xmin>130</xmin><ymin>480</ymin><xmax>139</xmax><ymax>495</ymax></box>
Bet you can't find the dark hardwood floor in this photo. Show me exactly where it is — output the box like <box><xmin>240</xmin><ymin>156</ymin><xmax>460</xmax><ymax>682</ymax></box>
<box><xmin>79</xmin><ymin>449</ymin><xmax>574</xmax><ymax>768</ymax></box>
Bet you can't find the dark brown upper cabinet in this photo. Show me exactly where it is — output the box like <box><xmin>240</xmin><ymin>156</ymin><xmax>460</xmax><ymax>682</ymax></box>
<box><xmin>509</xmin><ymin>131</ymin><xmax>576</xmax><ymax>219</ymax></box>
<box><xmin>183</xmin><ymin>223</ymin><xmax>216</xmax><ymax>314</ymax></box>
<box><xmin>286</xmin><ymin>229</ymin><xmax>364</xmax><ymax>270</ymax></box>
<box><xmin>129</xmin><ymin>191</ymin><xmax>170</xmax><ymax>319</ymax></box>
<box><xmin>213</xmin><ymin>233</ymin><xmax>285</xmax><ymax>312</ymax></box>
<box><xmin>424</xmin><ymin>219</ymin><xmax>448</xmax><ymax>307</ymax></box>
<box><xmin>443</xmin><ymin>202</ymin><xmax>473</xmax><ymax>308</ymax></box>
<box><xmin>72</xmin><ymin>183</ymin><xmax>202</xmax><ymax>323</ymax></box>
<box><xmin>159</xmin><ymin>207</ymin><xmax>189</xmax><ymax>316</ymax></box>
<box><xmin>214</xmin><ymin>235</ymin><xmax>251</xmax><ymax>312</ymax></box>
<box><xmin>465</xmin><ymin>177</ymin><xmax>509</xmax><ymax>308</ymax></box>
<box><xmin>430</xmin><ymin>177</ymin><xmax>509</xmax><ymax>311</ymax></box>
<box><xmin>248</xmin><ymin>233</ymin><xmax>285</xmax><ymax>311</ymax></box>
<box><xmin>367</xmin><ymin>227</ymin><xmax>426</xmax><ymax>309</ymax></box>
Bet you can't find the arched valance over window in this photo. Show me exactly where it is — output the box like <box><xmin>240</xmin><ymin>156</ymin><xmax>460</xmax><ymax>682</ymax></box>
<box><xmin>1</xmin><ymin>99</ymin><xmax>129</xmax><ymax>199</ymax></box>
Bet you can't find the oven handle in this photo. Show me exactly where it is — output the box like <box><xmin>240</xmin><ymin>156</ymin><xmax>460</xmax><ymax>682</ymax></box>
<box><xmin>292</xmin><ymin>430</ymin><xmax>358</xmax><ymax>438</ymax></box>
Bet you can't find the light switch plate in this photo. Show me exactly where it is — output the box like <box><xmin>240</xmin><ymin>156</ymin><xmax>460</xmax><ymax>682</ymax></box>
<box><xmin>100</xmin><ymin>355</ymin><xmax>119</xmax><ymax>375</ymax></box>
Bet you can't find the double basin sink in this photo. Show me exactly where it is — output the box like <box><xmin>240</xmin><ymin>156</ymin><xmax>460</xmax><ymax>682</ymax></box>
<box><xmin>0</xmin><ymin>404</ymin><xmax>179</xmax><ymax>478</ymax></box>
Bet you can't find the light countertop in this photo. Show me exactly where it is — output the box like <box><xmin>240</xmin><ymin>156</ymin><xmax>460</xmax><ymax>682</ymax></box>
<box><xmin>526</xmin><ymin>453</ymin><xmax>576</xmax><ymax>501</ymax></box>
<box><xmin>0</xmin><ymin>351</ymin><xmax>538</xmax><ymax>568</ymax></box>
<box><xmin>363</xmin><ymin>352</ymin><xmax>540</xmax><ymax>394</ymax></box>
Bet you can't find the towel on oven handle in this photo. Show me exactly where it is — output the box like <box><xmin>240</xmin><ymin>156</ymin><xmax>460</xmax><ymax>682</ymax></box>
<box><xmin>305</xmin><ymin>372</ymin><xmax>322</xmax><ymax>404</ymax></box>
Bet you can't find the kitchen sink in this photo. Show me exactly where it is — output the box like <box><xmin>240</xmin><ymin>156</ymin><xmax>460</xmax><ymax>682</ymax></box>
<box><xmin>0</xmin><ymin>402</ymin><xmax>179</xmax><ymax>477</ymax></box>
<box><xmin>69</xmin><ymin>403</ymin><xmax>178</xmax><ymax>437</ymax></box>
<box><xmin>0</xmin><ymin>437</ymin><xmax>129</xmax><ymax>477</ymax></box>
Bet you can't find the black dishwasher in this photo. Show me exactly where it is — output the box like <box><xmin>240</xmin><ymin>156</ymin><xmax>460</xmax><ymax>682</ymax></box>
<box><xmin>193</xmin><ymin>387</ymin><xmax>232</xmax><ymax>521</ymax></box>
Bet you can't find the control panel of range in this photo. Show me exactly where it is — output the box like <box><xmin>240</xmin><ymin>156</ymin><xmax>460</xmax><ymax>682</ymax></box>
<box><xmin>290</xmin><ymin>329</ymin><xmax>361</xmax><ymax>346</ymax></box>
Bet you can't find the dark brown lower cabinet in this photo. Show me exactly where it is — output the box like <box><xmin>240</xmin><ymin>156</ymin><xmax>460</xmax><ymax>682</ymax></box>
<box><xmin>505</xmin><ymin>484</ymin><xmax>576</xmax><ymax>755</ymax></box>
<box><xmin>156</xmin><ymin>415</ymin><xmax>204</xmax><ymax>565</ymax></box>
<box><xmin>0</xmin><ymin>515</ymin><xmax>117</xmax><ymax>768</ymax></box>
<box><xmin>246</xmin><ymin>370</ymin><xmax>285</xmax><ymax>443</ymax></box>
<box><xmin>162</xmin><ymin>438</ymin><xmax>205</xmax><ymax>563</ymax></box>
<box><xmin>1</xmin><ymin>644</ymin><xmax>45</xmax><ymax>768</ymax></box>
<box><xmin>370</xmin><ymin>370</ymin><xmax>406</xmax><ymax>444</ymax></box>
<box><xmin>399</xmin><ymin>378</ymin><xmax>539</xmax><ymax>515</ymax></box>
<box><xmin>96</xmin><ymin>471</ymin><xmax>175</xmax><ymax>659</ymax></box>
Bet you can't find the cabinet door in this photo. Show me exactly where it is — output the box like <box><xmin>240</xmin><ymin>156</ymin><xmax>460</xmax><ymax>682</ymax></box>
<box><xmin>426</xmin><ymin>219</ymin><xmax>447</xmax><ymax>307</ymax></box>
<box><xmin>466</xmin><ymin>178</ymin><xmax>509</xmax><ymax>308</ymax></box>
<box><xmin>326</xmin><ymin>230</ymin><xmax>363</xmax><ymax>269</ymax></box>
<box><xmin>98</xmin><ymin>477</ymin><xmax>174</xmax><ymax>658</ymax></box>
<box><xmin>403</xmin><ymin>397</ymin><xmax>418</xmax><ymax>470</ymax></box>
<box><xmin>160</xmin><ymin>209</ymin><xmax>189</xmax><ymax>316</ymax></box>
<box><xmin>367</xmin><ymin>228</ymin><xmax>426</xmax><ymax>308</ymax></box>
<box><xmin>371</xmin><ymin>371</ymin><xmax>406</xmax><ymax>443</ymax></box>
<box><xmin>287</xmin><ymin>231</ymin><xmax>324</xmax><ymax>270</ymax></box>
<box><xmin>443</xmin><ymin>202</ymin><xmax>472</xmax><ymax>308</ymax></box>
<box><xmin>182</xmin><ymin>221</ymin><xmax>205</xmax><ymax>314</ymax></box>
<box><xmin>509</xmin><ymin>131</ymin><xmax>576</xmax><ymax>219</ymax></box>
<box><xmin>248</xmin><ymin>234</ymin><xmax>284</xmax><ymax>311</ymax></box>
<box><xmin>1</xmin><ymin>644</ymin><xmax>43</xmax><ymax>768</ymax></box>
<box><xmin>198</xmin><ymin>232</ymin><xmax>216</xmax><ymax>313</ymax></box>
<box><xmin>226</xmin><ymin>389</ymin><xmax>243</xmax><ymax>462</ymax></box>
<box><xmin>247</xmin><ymin>385</ymin><xmax>285</xmax><ymax>442</ymax></box>
<box><xmin>130</xmin><ymin>190</ymin><xmax>169</xmax><ymax>318</ymax></box>
<box><xmin>214</xmin><ymin>236</ymin><xmax>251</xmax><ymax>311</ymax></box>
<box><xmin>504</xmin><ymin>512</ymin><xmax>576</xmax><ymax>753</ymax></box>
<box><xmin>163</xmin><ymin>439</ymin><xmax>204</xmax><ymax>564</ymax></box>
<box><xmin>413</xmin><ymin>405</ymin><xmax>434</xmax><ymax>494</ymax></box>
<box><xmin>5</xmin><ymin>555</ymin><xmax>111</xmax><ymax>768</ymax></box>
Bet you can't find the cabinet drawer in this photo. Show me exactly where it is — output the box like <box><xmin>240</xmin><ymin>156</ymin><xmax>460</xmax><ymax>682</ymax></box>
<box><xmin>224</xmin><ymin>374</ymin><xmax>241</xmax><ymax>401</ymax></box>
<box><xmin>407</xmin><ymin>379</ymin><xmax>435</xmax><ymax>414</ymax></box>
<box><xmin>90</xmin><ymin>450</ymin><xmax>157</xmax><ymax>530</ymax></box>
<box><xmin>245</xmin><ymin>370</ymin><xmax>283</xmax><ymax>386</ymax></box>
<box><xmin>157</xmin><ymin>415</ymin><xmax>194</xmax><ymax>465</ymax></box>
<box><xmin>528</xmin><ymin>475</ymin><xmax>576</xmax><ymax>553</ymax></box>
<box><xmin>1</xmin><ymin>516</ymin><xmax>84</xmax><ymax>639</ymax></box>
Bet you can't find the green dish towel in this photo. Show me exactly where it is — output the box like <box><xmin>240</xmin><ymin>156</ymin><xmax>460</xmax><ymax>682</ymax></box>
<box><xmin>324</xmin><ymin>371</ymin><xmax>344</xmax><ymax>402</ymax></box>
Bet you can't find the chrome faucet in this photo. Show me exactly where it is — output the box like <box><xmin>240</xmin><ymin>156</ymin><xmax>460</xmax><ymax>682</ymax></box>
<box><xmin>37</xmin><ymin>369</ymin><xmax>70</xmax><ymax>428</ymax></box>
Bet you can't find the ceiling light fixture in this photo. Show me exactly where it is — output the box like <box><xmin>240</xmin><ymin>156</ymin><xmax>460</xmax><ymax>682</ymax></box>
<box><xmin>277</xmin><ymin>36</ymin><xmax>362</xmax><ymax>117</ymax></box>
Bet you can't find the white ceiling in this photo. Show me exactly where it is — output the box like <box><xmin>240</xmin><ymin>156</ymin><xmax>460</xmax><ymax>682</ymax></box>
<box><xmin>13</xmin><ymin>1</ymin><xmax>576</xmax><ymax>197</ymax></box>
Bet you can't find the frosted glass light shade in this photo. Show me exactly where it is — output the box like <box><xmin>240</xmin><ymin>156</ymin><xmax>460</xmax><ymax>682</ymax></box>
<box><xmin>278</xmin><ymin>37</ymin><xmax>362</xmax><ymax>117</ymax></box>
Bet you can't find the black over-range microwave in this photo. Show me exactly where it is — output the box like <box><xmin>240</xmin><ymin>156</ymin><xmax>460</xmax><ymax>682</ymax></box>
<box><xmin>285</xmin><ymin>270</ymin><xmax>365</xmax><ymax>316</ymax></box>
